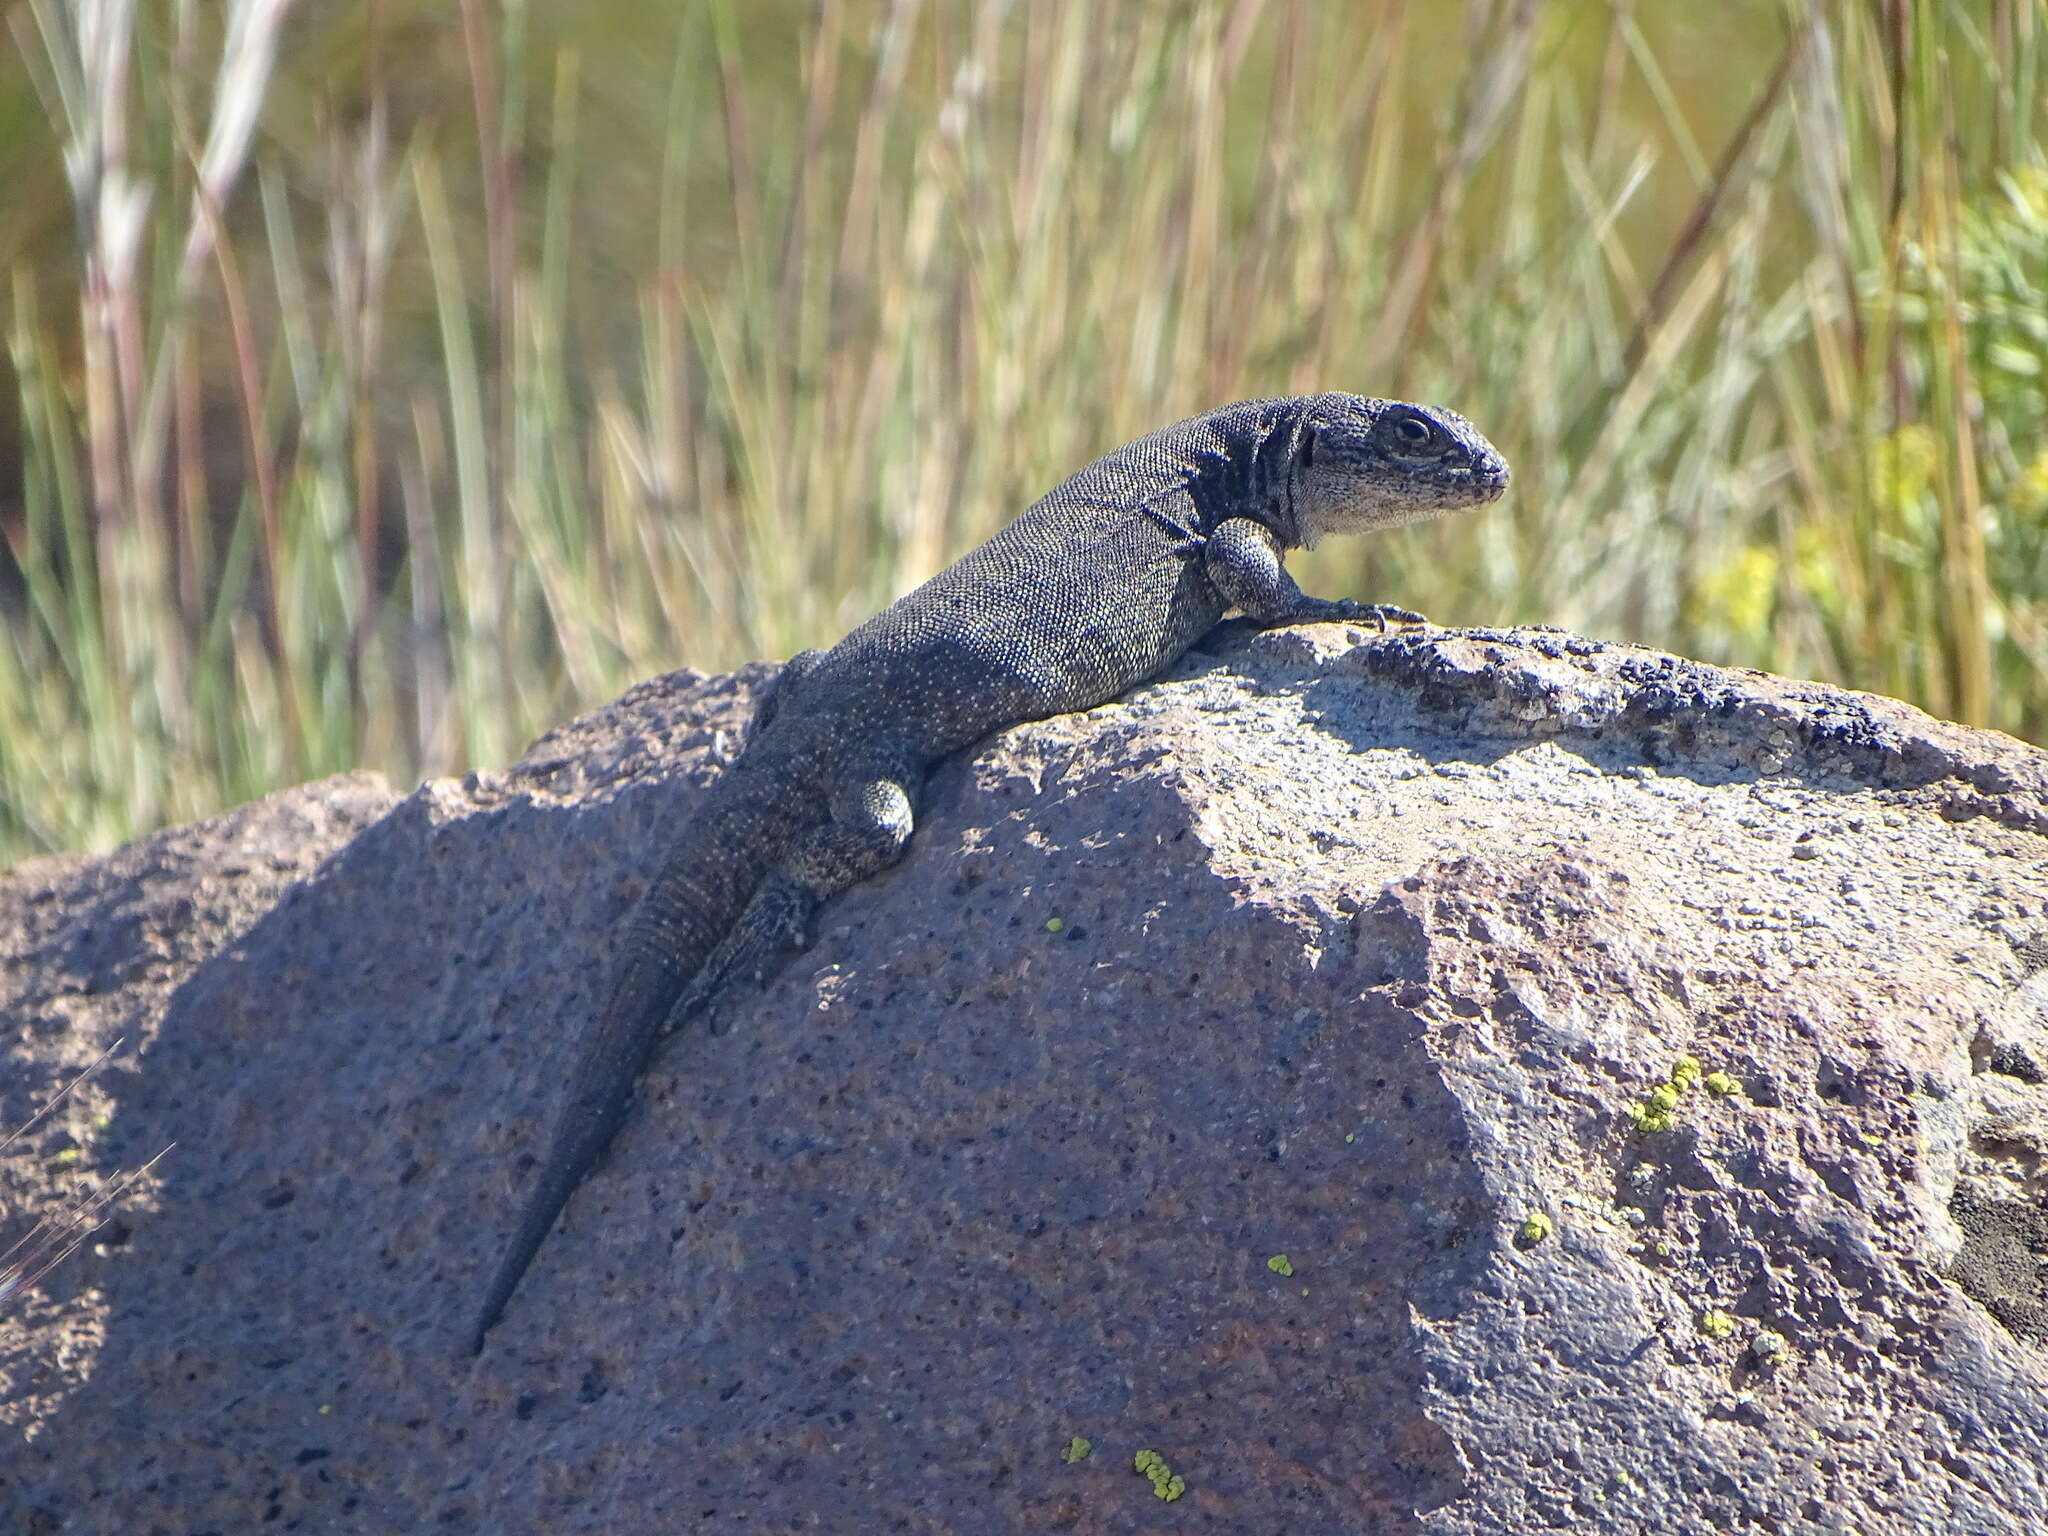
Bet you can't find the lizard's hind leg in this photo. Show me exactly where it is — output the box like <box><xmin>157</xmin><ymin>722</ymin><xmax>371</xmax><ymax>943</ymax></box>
<box><xmin>744</xmin><ymin>648</ymin><xmax>824</xmax><ymax>749</ymax></box>
<box><xmin>664</xmin><ymin>766</ymin><xmax>921</xmax><ymax>1033</ymax></box>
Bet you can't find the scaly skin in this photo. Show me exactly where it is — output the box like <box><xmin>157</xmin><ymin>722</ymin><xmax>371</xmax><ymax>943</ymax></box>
<box><xmin>469</xmin><ymin>392</ymin><xmax>1510</xmax><ymax>1353</ymax></box>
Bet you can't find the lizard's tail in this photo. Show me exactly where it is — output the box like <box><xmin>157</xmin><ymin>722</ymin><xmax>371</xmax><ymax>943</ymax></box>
<box><xmin>467</xmin><ymin>998</ymin><xmax>662</xmax><ymax>1354</ymax></box>
<box><xmin>470</xmin><ymin>776</ymin><xmax>795</xmax><ymax>1356</ymax></box>
<box><xmin>468</xmin><ymin>892</ymin><xmax>693</xmax><ymax>1354</ymax></box>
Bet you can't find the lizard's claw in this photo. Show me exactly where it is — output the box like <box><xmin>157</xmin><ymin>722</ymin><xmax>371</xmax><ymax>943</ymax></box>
<box><xmin>1338</xmin><ymin>600</ymin><xmax>1426</xmax><ymax>631</ymax></box>
<box><xmin>1369</xmin><ymin>602</ymin><xmax>1426</xmax><ymax>631</ymax></box>
<box><xmin>1291</xmin><ymin>598</ymin><xmax>1428</xmax><ymax>632</ymax></box>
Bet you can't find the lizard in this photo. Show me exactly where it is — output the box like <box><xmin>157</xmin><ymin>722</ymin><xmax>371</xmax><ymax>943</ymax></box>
<box><xmin>469</xmin><ymin>391</ymin><xmax>1510</xmax><ymax>1354</ymax></box>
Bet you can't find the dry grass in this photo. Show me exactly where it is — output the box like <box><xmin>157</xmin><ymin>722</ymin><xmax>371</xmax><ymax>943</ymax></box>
<box><xmin>1</xmin><ymin>0</ymin><xmax>2043</xmax><ymax>862</ymax></box>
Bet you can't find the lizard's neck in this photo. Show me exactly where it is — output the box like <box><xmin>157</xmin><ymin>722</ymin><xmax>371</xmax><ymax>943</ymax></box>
<box><xmin>1245</xmin><ymin>398</ymin><xmax>1314</xmax><ymax>550</ymax></box>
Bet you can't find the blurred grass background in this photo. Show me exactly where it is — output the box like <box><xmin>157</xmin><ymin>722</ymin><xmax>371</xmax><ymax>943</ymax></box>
<box><xmin>0</xmin><ymin>0</ymin><xmax>2042</xmax><ymax>862</ymax></box>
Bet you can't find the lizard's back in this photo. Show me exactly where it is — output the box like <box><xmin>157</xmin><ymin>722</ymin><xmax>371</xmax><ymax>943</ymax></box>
<box><xmin>789</xmin><ymin>402</ymin><xmax>1288</xmax><ymax>753</ymax></box>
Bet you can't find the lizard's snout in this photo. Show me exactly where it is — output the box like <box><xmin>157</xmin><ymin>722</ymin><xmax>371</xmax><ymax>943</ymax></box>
<box><xmin>1477</xmin><ymin>453</ymin><xmax>1510</xmax><ymax>501</ymax></box>
<box><xmin>1447</xmin><ymin>448</ymin><xmax>1510</xmax><ymax>505</ymax></box>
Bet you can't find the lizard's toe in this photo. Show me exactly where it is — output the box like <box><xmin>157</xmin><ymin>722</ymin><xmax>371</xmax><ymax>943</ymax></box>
<box><xmin>1360</xmin><ymin>602</ymin><xmax>1426</xmax><ymax>630</ymax></box>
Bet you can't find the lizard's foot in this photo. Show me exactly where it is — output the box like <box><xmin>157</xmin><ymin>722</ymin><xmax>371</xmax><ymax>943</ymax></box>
<box><xmin>1330</xmin><ymin>599</ymin><xmax>1426</xmax><ymax>630</ymax></box>
<box><xmin>1369</xmin><ymin>602</ymin><xmax>1425</xmax><ymax>628</ymax></box>
<box><xmin>1261</xmin><ymin>597</ymin><xmax>1427</xmax><ymax>631</ymax></box>
<box><xmin>664</xmin><ymin>877</ymin><xmax>815</xmax><ymax>1036</ymax></box>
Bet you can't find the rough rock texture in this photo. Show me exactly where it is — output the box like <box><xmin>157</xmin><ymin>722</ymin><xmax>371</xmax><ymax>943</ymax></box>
<box><xmin>3</xmin><ymin>625</ymin><xmax>2047</xmax><ymax>1535</ymax></box>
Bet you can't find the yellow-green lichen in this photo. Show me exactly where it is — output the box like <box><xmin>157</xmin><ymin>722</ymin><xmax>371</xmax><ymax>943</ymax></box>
<box><xmin>1703</xmin><ymin>1071</ymin><xmax>1740</xmax><ymax>1097</ymax></box>
<box><xmin>1516</xmin><ymin>1212</ymin><xmax>1554</xmax><ymax>1246</ymax></box>
<box><xmin>1061</xmin><ymin>1436</ymin><xmax>1092</xmax><ymax>1464</ymax></box>
<box><xmin>1266</xmin><ymin>1254</ymin><xmax>1294</xmax><ymax>1277</ymax></box>
<box><xmin>1627</xmin><ymin>1101</ymin><xmax>1676</xmax><ymax>1134</ymax></box>
<box><xmin>1750</xmin><ymin>1331</ymin><xmax>1789</xmax><ymax>1368</ymax></box>
<box><xmin>1699</xmin><ymin>1308</ymin><xmax>1736</xmax><ymax>1339</ymax></box>
<box><xmin>1626</xmin><ymin>1053</ymin><xmax>1730</xmax><ymax>1133</ymax></box>
<box><xmin>1045</xmin><ymin>916</ymin><xmax>1064</xmax><ymax>934</ymax></box>
<box><xmin>1133</xmin><ymin>1449</ymin><xmax>1186</xmax><ymax>1502</ymax></box>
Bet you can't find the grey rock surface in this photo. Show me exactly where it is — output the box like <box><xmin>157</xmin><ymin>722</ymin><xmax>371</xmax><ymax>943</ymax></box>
<box><xmin>3</xmin><ymin>626</ymin><xmax>2047</xmax><ymax>1534</ymax></box>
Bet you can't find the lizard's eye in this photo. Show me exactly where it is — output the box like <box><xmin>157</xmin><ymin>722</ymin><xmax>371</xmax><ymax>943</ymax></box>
<box><xmin>1389</xmin><ymin>414</ymin><xmax>1435</xmax><ymax>449</ymax></box>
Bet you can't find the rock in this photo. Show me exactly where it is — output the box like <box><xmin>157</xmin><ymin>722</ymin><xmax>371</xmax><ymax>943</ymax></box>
<box><xmin>2</xmin><ymin>627</ymin><xmax>2046</xmax><ymax>1534</ymax></box>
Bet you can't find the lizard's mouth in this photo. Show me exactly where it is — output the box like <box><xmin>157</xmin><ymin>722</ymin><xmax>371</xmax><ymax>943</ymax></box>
<box><xmin>1446</xmin><ymin>455</ymin><xmax>1512</xmax><ymax>503</ymax></box>
<box><xmin>1475</xmin><ymin>451</ymin><xmax>1512</xmax><ymax>500</ymax></box>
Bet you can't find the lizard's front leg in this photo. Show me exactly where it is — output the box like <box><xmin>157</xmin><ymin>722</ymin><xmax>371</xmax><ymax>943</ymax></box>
<box><xmin>663</xmin><ymin>761</ymin><xmax>922</xmax><ymax>1033</ymax></box>
<box><xmin>1204</xmin><ymin>516</ymin><xmax>1424</xmax><ymax>630</ymax></box>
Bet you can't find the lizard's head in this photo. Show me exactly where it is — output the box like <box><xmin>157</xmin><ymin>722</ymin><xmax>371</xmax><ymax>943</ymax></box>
<box><xmin>1287</xmin><ymin>393</ymin><xmax>1509</xmax><ymax>546</ymax></box>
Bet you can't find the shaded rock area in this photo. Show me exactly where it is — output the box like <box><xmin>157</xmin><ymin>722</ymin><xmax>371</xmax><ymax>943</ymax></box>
<box><xmin>4</xmin><ymin>625</ymin><xmax>2048</xmax><ymax>1534</ymax></box>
